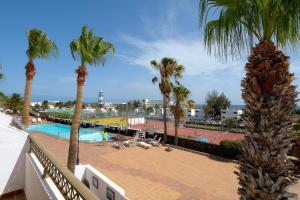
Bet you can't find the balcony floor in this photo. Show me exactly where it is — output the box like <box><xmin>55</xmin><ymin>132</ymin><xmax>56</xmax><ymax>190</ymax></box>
<box><xmin>0</xmin><ymin>190</ymin><xmax>26</xmax><ymax>200</ymax></box>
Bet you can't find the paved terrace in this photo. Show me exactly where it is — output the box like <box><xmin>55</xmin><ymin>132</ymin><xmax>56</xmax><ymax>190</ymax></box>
<box><xmin>31</xmin><ymin>133</ymin><xmax>299</xmax><ymax>200</ymax></box>
<box><xmin>131</xmin><ymin>120</ymin><xmax>244</xmax><ymax>144</ymax></box>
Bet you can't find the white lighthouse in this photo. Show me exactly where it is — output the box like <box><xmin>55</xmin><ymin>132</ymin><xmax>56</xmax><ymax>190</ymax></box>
<box><xmin>98</xmin><ymin>90</ymin><xmax>104</xmax><ymax>107</ymax></box>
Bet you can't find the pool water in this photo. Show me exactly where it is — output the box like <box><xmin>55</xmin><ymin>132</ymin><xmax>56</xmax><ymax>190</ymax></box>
<box><xmin>196</xmin><ymin>137</ymin><xmax>209</xmax><ymax>143</ymax></box>
<box><xmin>27</xmin><ymin>124</ymin><xmax>110</xmax><ymax>142</ymax></box>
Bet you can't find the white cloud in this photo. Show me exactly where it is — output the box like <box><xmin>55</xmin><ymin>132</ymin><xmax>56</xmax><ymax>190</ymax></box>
<box><xmin>119</xmin><ymin>34</ymin><xmax>244</xmax><ymax>77</ymax></box>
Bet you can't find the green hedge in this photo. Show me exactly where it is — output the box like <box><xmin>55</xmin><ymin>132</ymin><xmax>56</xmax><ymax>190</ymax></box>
<box><xmin>219</xmin><ymin>140</ymin><xmax>243</xmax><ymax>158</ymax></box>
<box><xmin>48</xmin><ymin>112</ymin><xmax>73</xmax><ymax>119</ymax></box>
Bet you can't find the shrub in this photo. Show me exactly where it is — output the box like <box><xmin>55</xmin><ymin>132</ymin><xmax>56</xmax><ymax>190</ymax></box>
<box><xmin>293</xmin><ymin>123</ymin><xmax>300</xmax><ymax>131</ymax></box>
<box><xmin>219</xmin><ymin>140</ymin><xmax>242</xmax><ymax>159</ymax></box>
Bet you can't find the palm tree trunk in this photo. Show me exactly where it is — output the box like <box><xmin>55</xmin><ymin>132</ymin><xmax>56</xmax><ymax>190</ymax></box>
<box><xmin>163</xmin><ymin>95</ymin><xmax>168</xmax><ymax>144</ymax></box>
<box><xmin>67</xmin><ymin>65</ymin><xmax>87</xmax><ymax>173</ymax></box>
<box><xmin>22</xmin><ymin>61</ymin><xmax>35</xmax><ymax>125</ymax></box>
<box><xmin>174</xmin><ymin>117</ymin><xmax>179</xmax><ymax>146</ymax></box>
<box><xmin>237</xmin><ymin>40</ymin><xmax>298</xmax><ymax>199</ymax></box>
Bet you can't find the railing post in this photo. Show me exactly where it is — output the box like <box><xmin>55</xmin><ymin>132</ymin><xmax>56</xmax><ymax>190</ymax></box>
<box><xmin>42</xmin><ymin>169</ymin><xmax>48</xmax><ymax>179</ymax></box>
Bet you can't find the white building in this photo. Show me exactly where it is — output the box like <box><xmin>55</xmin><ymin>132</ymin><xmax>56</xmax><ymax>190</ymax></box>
<box><xmin>185</xmin><ymin>108</ymin><xmax>205</xmax><ymax>122</ymax></box>
<box><xmin>221</xmin><ymin>109</ymin><xmax>244</xmax><ymax>121</ymax></box>
<box><xmin>142</xmin><ymin>99</ymin><xmax>163</xmax><ymax>108</ymax></box>
<box><xmin>154</xmin><ymin>108</ymin><xmax>173</xmax><ymax>119</ymax></box>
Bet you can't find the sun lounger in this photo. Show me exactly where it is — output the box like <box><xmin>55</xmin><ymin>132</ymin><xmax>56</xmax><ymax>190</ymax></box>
<box><xmin>150</xmin><ymin>137</ymin><xmax>161</xmax><ymax>146</ymax></box>
<box><xmin>137</xmin><ymin>141</ymin><xmax>151</xmax><ymax>149</ymax></box>
<box><xmin>145</xmin><ymin>135</ymin><xmax>158</xmax><ymax>143</ymax></box>
<box><xmin>32</xmin><ymin>118</ymin><xmax>37</xmax><ymax>123</ymax></box>
<box><xmin>37</xmin><ymin>118</ymin><xmax>42</xmax><ymax>122</ymax></box>
<box><xmin>123</xmin><ymin>140</ymin><xmax>137</xmax><ymax>147</ymax></box>
<box><xmin>112</xmin><ymin>142</ymin><xmax>125</xmax><ymax>149</ymax></box>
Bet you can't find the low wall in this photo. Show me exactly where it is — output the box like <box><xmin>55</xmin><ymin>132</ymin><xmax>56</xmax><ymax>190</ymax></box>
<box><xmin>75</xmin><ymin>165</ymin><xmax>129</xmax><ymax>200</ymax></box>
<box><xmin>25</xmin><ymin>153</ymin><xmax>61</xmax><ymax>200</ymax></box>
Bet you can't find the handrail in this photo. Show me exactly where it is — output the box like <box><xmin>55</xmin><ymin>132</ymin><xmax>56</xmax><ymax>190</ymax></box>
<box><xmin>29</xmin><ymin>135</ymin><xmax>99</xmax><ymax>200</ymax></box>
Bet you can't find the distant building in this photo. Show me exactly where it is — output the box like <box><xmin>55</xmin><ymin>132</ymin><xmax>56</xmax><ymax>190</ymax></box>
<box><xmin>142</xmin><ymin>99</ymin><xmax>164</xmax><ymax>108</ymax></box>
<box><xmin>221</xmin><ymin>109</ymin><xmax>244</xmax><ymax>121</ymax></box>
<box><xmin>98</xmin><ymin>90</ymin><xmax>104</xmax><ymax>106</ymax></box>
<box><xmin>185</xmin><ymin>108</ymin><xmax>205</xmax><ymax>122</ymax></box>
<box><xmin>155</xmin><ymin>108</ymin><xmax>173</xmax><ymax>119</ymax></box>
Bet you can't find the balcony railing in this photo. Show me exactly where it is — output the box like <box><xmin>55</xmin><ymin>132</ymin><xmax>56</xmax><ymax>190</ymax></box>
<box><xmin>29</xmin><ymin>135</ymin><xmax>99</xmax><ymax>200</ymax></box>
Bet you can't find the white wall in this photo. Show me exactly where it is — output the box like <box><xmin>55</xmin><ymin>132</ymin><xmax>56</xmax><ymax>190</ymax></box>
<box><xmin>128</xmin><ymin>117</ymin><xmax>145</xmax><ymax>125</ymax></box>
<box><xmin>75</xmin><ymin>165</ymin><xmax>129</xmax><ymax>200</ymax></box>
<box><xmin>25</xmin><ymin>153</ymin><xmax>62</xmax><ymax>200</ymax></box>
<box><xmin>0</xmin><ymin>123</ymin><xmax>29</xmax><ymax>195</ymax></box>
<box><xmin>0</xmin><ymin>112</ymin><xmax>12</xmax><ymax>126</ymax></box>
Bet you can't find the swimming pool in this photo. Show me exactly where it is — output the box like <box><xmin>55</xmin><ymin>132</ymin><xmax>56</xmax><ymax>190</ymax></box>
<box><xmin>27</xmin><ymin>124</ymin><xmax>110</xmax><ymax>142</ymax></box>
<box><xmin>196</xmin><ymin>137</ymin><xmax>209</xmax><ymax>143</ymax></box>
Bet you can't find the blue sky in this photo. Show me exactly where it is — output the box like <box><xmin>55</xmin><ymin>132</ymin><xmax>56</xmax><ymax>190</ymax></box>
<box><xmin>0</xmin><ymin>0</ymin><xmax>300</xmax><ymax>104</ymax></box>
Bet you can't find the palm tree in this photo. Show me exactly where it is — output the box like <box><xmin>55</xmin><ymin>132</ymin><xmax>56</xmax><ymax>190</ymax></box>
<box><xmin>199</xmin><ymin>1</ymin><xmax>300</xmax><ymax>199</ymax></box>
<box><xmin>67</xmin><ymin>26</ymin><xmax>114</xmax><ymax>173</ymax></box>
<box><xmin>151</xmin><ymin>58</ymin><xmax>184</xmax><ymax>144</ymax></box>
<box><xmin>5</xmin><ymin>93</ymin><xmax>23</xmax><ymax>114</ymax></box>
<box><xmin>22</xmin><ymin>29</ymin><xmax>58</xmax><ymax>125</ymax></box>
<box><xmin>170</xmin><ymin>83</ymin><xmax>192</xmax><ymax>146</ymax></box>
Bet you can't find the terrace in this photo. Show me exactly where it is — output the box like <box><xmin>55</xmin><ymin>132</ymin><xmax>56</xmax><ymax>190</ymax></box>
<box><xmin>31</xmin><ymin>132</ymin><xmax>239</xmax><ymax>200</ymax></box>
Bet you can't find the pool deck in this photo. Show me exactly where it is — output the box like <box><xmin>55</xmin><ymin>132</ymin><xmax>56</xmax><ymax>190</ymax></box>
<box><xmin>31</xmin><ymin>132</ymin><xmax>299</xmax><ymax>200</ymax></box>
<box><xmin>31</xmin><ymin>132</ymin><xmax>238</xmax><ymax>199</ymax></box>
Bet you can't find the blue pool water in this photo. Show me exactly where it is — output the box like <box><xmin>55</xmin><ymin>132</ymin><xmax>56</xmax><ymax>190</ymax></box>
<box><xmin>27</xmin><ymin>124</ymin><xmax>110</xmax><ymax>142</ymax></box>
<box><xmin>196</xmin><ymin>137</ymin><xmax>209</xmax><ymax>143</ymax></box>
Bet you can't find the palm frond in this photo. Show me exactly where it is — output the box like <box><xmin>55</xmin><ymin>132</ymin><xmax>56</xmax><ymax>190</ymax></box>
<box><xmin>70</xmin><ymin>26</ymin><xmax>115</xmax><ymax>66</ymax></box>
<box><xmin>199</xmin><ymin>0</ymin><xmax>300</xmax><ymax>59</ymax></box>
<box><xmin>26</xmin><ymin>28</ymin><xmax>58</xmax><ymax>60</ymax></box>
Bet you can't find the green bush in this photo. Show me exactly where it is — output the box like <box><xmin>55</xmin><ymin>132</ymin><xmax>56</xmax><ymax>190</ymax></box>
<box><xmin>49</xmin><ymin>112</ymin><xmax>73</xmax><ymax>119</ymax></box>
<box><xmin>219</xmin><ymin>140</ymin><xmax>242</xmax><ymax>159</ymax></box>
<box><xmin>293</xmin><ymin>123</ymin><xmax>300</xmax><ymax>131</ymax></box>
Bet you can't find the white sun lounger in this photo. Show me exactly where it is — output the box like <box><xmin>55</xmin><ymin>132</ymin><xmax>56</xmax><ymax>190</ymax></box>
<box><xmin>112</xmin><ymin>142</ymin><xmax>125</xmax><ymax>149</ymax></box>
<box><xmin>137</xmin><ymin>141</ymin><xmax>151</xmax><ymax>149</ymax></box>
<box><xmin>32</xmin><ymin>118</ymin><xmax>37</xmax><ymax>123</ymax></box>
<box><xmin>145</xmin><ymin>135</ymin><xmax>158</xmax><ymax>143</ymax></box>
<box><xmin>123</xmin><ymin>139</ymin><xmax>137</xmax><ymax>147</ymax></box>
<box><xmin>150</xmin><ymin>137</ymin><xmax>161</xmax><ymax>146</ymax></box>
<box><xmin>37</xmin><ymin>118</ymin><xmax>42</xmax><ymax>122</ymax></box>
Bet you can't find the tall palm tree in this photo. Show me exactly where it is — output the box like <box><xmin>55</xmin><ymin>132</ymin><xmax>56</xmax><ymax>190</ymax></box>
<box><xmin>22</xmin><ymin>29</ymin><xmax>58</xmax><ymax>125</ymax></box>
<box><xmin>199</xmin><ymin>1</ymin><xmax>300</xmax><ymax>199</ymax></box>
<box><xmin>67</xmin><ymin>26</ymin><xmax>114</xmax><ymax>173</ymax></box>
<box><xmin>151</xmin><ymin>58</ymin><xmax>184</xmax><ymax>144</ymax></box>
<box><xmin>170</xmin><ymin>83</ymin><xmax>192</xmax><ymax>146</ymax></box>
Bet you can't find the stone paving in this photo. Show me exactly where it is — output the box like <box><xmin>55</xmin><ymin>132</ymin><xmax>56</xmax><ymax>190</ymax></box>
<box><xmin>31</xmin><ymin>132</ymin><xmax>299</xmax><ymax>200</ymax></box>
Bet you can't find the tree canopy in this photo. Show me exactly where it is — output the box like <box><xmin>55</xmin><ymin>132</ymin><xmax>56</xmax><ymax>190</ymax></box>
<box><xmin>41</xmin><ymin>100</ymin><xmax>49</xmax><ymax>110</ymax></box>
<box><xmin>151</xmin><ymin>57</ymin><xmax>184</xmax><ymax>100</ymax></box>
<box><xmin>203</xmin><ymin>89</ymin><xmax>231</xmax><ymax>119</ymax></box>
<box><xmin>26</xmin><ymin>28</ymin><xmax>58</xmax><ymax>60</ymax></box>
<box><xmin>70</xmin><ymin>26</ymin><xmax>114</xmax><ymax>66</ymax></box>
<box><xmin>199</xmin><ymin>0</ymin><xmax>300</xmax><ymax>59</ymax></box>
<box><xmin>4</xmin><ymin>93</ymin><xmax>23</xmax><ymax>113</ymax></box>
